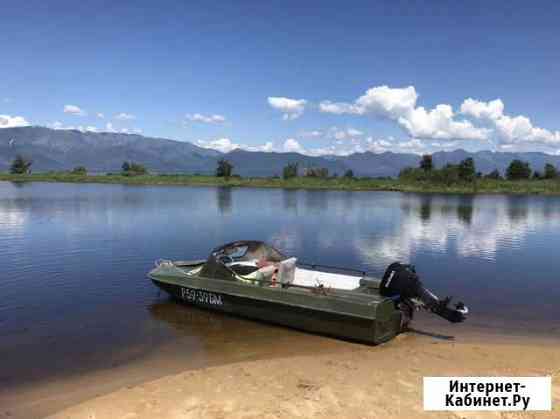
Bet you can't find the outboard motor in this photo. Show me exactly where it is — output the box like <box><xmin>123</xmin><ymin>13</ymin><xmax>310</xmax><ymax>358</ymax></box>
<box><xmin>380</xmin><ymin>262</ymin><xmax>468</xmax><ymax>324</ymax></box>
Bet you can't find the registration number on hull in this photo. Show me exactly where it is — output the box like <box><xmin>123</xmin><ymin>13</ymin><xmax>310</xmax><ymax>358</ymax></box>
<box><xmin>180</xmin><ymin>286</ymin><xmax>223</xmax><ymax>306</ymax></box>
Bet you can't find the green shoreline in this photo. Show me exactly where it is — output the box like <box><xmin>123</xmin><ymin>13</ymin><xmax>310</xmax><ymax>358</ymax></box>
<box><xmin>2</xmin><ymin>173</ymin><xmax>560</xmax><ymax>195</ymax></box>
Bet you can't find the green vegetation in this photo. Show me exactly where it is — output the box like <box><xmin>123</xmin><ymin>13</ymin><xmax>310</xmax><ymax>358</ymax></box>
<box><xmin>216</xmin><ymin>159</ymin><xmax>233</xmax><ymax>179</ymax></box>
<box><xmin>10</xmin><ymin>155</ymin><xmax>33</xmax><ymax>174</ymax></box>
<box><xmin>282</xmin><ymin>163</ymin><xmax>298</xmax><ymax>179</ymax></box>
<box><xmin>344</xmin><ymin>169</ymin><xmax>354</xmax><ymax>178</ymax></box>
<box><xmin>122</xmin><ymin>161</ymin><xmax>148</xmax><ymax>176</ymax></box>
<box><xmin>544</xmin><ymin>163</ymin><xmax>558</xmax><ymax>179</ymax></box>
<box><xmin>420</xmin><ymin>154</ymin><xmax>433</xmax><ymax>172</ymax></box>
<box><xmin>1</xmin><ymin>172</ymin><xmax>560</xmax><ymax>195</ymax></box>
<box><xmin>2</xmin><ymin>153</ymin><xmax>559</xmax><ymax>194</ymax></box>
<box><xmin>506</xmin><ymin>159</ymin><xmax>531</xmax><ymax>180</ymax></box>
<box><xmin>71</xmin><ymin>166</ymin><xmax>87</xmax><ymax>175</ymax></box>
<box><xmin>303</xmin><ymin>167</ymin><xmax>329</xmax><ymax>178</ymax></box>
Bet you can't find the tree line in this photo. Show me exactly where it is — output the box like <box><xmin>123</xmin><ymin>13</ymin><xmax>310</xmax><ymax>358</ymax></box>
<box><xmin>400</xmin><ymin>154</ymin><xmax>558</xmax><ymax>183</ymax></box>
<box><xmin>7</xmin><ymin>154</ymin><xmax>559</xmax><ymax>181</ymax></box>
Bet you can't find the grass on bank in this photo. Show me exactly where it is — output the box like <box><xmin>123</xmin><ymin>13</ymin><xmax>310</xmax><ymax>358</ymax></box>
<box><xmin>2</xmin><ymin>172</ymin><xmax>560</xmax><ymax>195</ymax></box>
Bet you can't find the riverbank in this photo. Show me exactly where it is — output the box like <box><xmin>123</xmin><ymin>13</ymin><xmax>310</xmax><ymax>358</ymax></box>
<box><xmin>2</xmin><ymin>173</ymin><xmax>560</xmax><ymax>194</ymax></box>
<box><xmin>46</xmin><ymin>333</ymin><xmax>559</xmax><ymax>419</ymax></box>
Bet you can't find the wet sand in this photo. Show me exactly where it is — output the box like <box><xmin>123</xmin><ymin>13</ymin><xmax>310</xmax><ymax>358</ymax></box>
<box><xmin>45</xmin><ymin>332</ymin><xmax>559</xmax><ymax>419</ymax></box>
<box><xmin>3</xmin><ymin>310</ymin><xmax>557</xmax><ymax>419</ymax></box>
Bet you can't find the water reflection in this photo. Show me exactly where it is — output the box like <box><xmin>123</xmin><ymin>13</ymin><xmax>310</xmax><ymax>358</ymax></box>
<box><xmin>1</xmin><ymin>182</ymin><xmax>560</xmax><ymax>392</ymax></box>
<box><xmin>216</xmin><ymin>187</ymin><xmax>232</xmax><ymax>214</ymax></box>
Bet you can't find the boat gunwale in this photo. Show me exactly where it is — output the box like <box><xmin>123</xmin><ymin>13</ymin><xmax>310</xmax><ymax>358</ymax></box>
<box><xmin>148</xmin><ymin>269</ymin><xmax>393</xmax><ymax>321</ymax></box>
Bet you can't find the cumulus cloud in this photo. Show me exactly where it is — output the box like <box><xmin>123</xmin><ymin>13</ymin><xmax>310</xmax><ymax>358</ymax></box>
<box><xmin>0</xmin><ymin>114</ymin><xmax>29</xmax><ymax>128</ymax></box>
<box><xmin>460</xmin><ymin>98</ymin><xmax>504</xmax><ymax>120</ymax></box>
<box><xmin>114</xmin><ymin>112</ymin><xmax>136</xmax><ymax>121</ymax></box>
<box><xmin>461</xmin><ymin>98</ymin><xmax>560</xmax><ymax>146</ymax></box>
<box><xmin>64</xmin><ymin>104</ymin><xmax>86</xmax><ymax>116</ymax></box>
<box><xmin>283</xmin><ymin>138</ymin><xmax>306</xmax><ymax>153</ymax></box>
<box><xmin>268</xmin><ymin>97</ymin><xmax>306</xmax><ymax>120</ymax></box>
<box><xmin>96</xmin><ymin>112</ymin><xmax>105</xmax><ymax>119</ymax></box>
<box><xmin>319</xmin><ymin>85</ymin><xmax>489</xmax><ymax>141</ymax></box>
<box><xmin>185</xmin><ymin>113</ymin><xmax>226</xmax><ymax>124</ymax></box>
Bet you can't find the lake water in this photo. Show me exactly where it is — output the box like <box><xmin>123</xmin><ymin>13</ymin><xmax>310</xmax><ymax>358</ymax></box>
<box><xmin>1</xmin><ymin>181</ymin><xmax>560</xmax><ymax>416</ymax></box>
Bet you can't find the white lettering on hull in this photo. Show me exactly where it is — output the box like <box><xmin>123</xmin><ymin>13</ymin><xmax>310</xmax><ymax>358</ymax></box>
<box><xmin>180</xmin><ymin>286</ymin><xmax>224</xmax><ymax>306</ymax></box>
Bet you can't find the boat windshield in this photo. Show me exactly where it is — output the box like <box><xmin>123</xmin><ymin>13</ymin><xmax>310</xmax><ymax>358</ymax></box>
<box><xmin>212</xmin><ymin>241</ymin><xmax>286</xmax><ymax>263</ymax></box>
<box><xmin>199</xmin><ymin>241</ymin><xmax>286</xmax><ymax>281</ymax></box>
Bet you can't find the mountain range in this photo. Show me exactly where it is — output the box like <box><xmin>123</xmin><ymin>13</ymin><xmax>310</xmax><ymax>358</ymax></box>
<box><xmin>1</xmin><ymin>126</ymin><xmax>559</xmax><ymax>177</ymax></box>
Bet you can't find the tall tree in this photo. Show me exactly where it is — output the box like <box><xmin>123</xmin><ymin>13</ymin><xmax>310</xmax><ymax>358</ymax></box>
<box><xmin>343</xmin><ymin>169</ymin><xmax>354</xmax><ymax>178</ymax></box>
<box><xmin>458</xmin><ymin>157</ymin><xmax>476</xmax><ymax>182</ymax></box>
<box><xmin>544</xmin><ymin>163</ymin><xmax>558</xmax><ymax>179</ymax></box>
<box><xmin>282</xmin><ymin>163</ymin><xmax>298</xmax><ymax>179</ymax></box>
<box><xmin>419</xmin><ymin>154</ymin><xmax>433</xmax><ymax>172</ymax></box>
<box><xmin>506</xmin><ymin>160</ymin><xmax>531</xmax><ymax>180</ymax></box>
<box><xmin>10</xmin><ymin>155</ymin><xmax>32</xmax><ymax>174</ymax></box>
<box><xmin>216</xmin><ymin>159</ymin><xmax>233</xmax><ymax>179</ymax></box>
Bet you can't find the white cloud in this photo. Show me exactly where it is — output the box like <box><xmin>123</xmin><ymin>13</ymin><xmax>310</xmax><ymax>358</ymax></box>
<box><xmin>398</xmin><ymin>104</ymin><xmax>490</xmax><ymax>140</ymax></box>
<box><xmin>196</xmin><ymin>138</ymin><xmax>239</xmax><ymax>153</ymax></box>
<box><xmin>196</xmin><ymin>138</ymin><xmax>273</xmax><ymax>153</ymax></box>
<box><xmin>48</xmin><ymin>121</ymin><xmax>99</xmax><ymax>132</ymax></box>
<box><xmin>320</xmin><ymin>85</ymin><xmax>489</xmax><ymax>142</ymax></box>
<box><xmin>347</xmin><ymin>128</ymin><xmax>363</xmax><ymax>137</ymax></box>
<box><xmin>114</xmin><ymin>112</ymin><xmax>136</xmax><ymax>121</ymax></box>
<box><xmin>64</xmin><ymin>104</ymin><xmax>86</xmax><ymax>116</ymax></box>
<box><xmin>268</xmin><ymin>97</ymin><xmax>306</xmax><ymax>120</ymax></box>
<box><xmin>300</xmin><ymin>130</ymin><xmax>322</xmax><ymax>137</ymax></box>
<box><xmin>245</xmin><ymin>141</ymin><xmax>274</xmax><ymax>152</ymax></box>
<box><xmin>101</xmin><ymin>123</ymin><xmax>141</xmax><ymax>134</ymax></box>
<box><xmin>328</xmin><ymin>127</ymin><xmax>364</xmax><ymax>140</ymax></box>
<box><xmin>318</xmin><ymin>101</ymin><xmax>361</xmax><ymax>115</ymax></box>
<box><xmin>461</xmin><ymin>98</ymin><xmax>560</xmax><ymax>146</ymax></box>
<box><xmin>0</xmin><ymin>114</ymin><xmax>29</xmax><ymax>128</ymax></box>
<box><xmin>283</xmin><ymin>138</ymin><xmax>306</xmax><ymax>153</ymax></box>
<box><xmin>460</xmin><ymin>98</ymin><xmax>504</xmax><ymax>120</ymax></box>
<box><xmin>185</xmin><ymin>113</ymin><xmax>226</xmax><ymax>124</ymax></box>
<box><xmin>96</xmin><ymin>112</ymin><xmax>105</xmax><ymax>119</ymax></box>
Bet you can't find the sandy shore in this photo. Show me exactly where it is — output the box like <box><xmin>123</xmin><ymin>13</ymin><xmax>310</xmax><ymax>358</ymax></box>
<box><xmin>46</xmin><ymin>332</ymin><xmax>559</xmax><ymax>419</ymax></box>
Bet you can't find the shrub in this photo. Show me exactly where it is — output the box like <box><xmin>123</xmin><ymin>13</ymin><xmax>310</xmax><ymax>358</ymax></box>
<box><xmin>303</xmin><ymin>167</ymin><xmax>329</xmax><ymax>178</ymax></box>
<box><xmin>544</xmin><ymin>163</ymin><xmax>558</xmax><ymax>179</ymax></box>
<box><xmin>71</xmin><ymin>166</ymin><xmax>87</xmax><ymax>175</ymax></box>
<box><xmin>282</xmin><ymin>163</ymin><xmax>298</xmax><ymax>179</ymax></box>
<box><xmin>10</xmin><ymin>155</ymin><xmax>32</xmax><ymax>174</ymax></box>
<box><xmin>122</xmin><ymin>161</ymin><xmax>148</xmax><ymax>176</ymax></box>
<box><xmin>420</xmin><ymin>154</ymin><xmax>433</xmax><ymax>172</ymax></box>
<box><xmin>458</xmin><ymin>158</ymin><xmax>476</xmax><ymax>183</ymax></box>
<box><xmin>506</xmin><ymin>160</ymin><xmax>531</xmax><ymax>180</ymax></box>
<box><xmin>216</xmin><ymin>159</ymin><xmax>233</xmax><ymax>179</ymax></box>
<box><xmin>344</xmin><ymin>169</ymin><xmax>354</xmax><ymax>178</ymax></box>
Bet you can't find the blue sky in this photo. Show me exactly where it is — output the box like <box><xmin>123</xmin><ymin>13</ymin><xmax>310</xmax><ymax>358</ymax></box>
<box><xmin>1</xmin><ymin>0</ymin><xmax>559</xmax><ymax>155</ymax></box>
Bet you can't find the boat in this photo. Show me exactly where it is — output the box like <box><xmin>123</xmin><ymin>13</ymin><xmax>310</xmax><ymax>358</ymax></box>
<box><xmin>148</xmin><ymin>240</ymin><xmax>468</xmax><ymax>344</ymax></box>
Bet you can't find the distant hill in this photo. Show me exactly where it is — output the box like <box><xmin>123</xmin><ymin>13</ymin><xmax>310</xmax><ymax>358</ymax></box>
<box><xmin>1</xmin><ymin>126</ymin><xmax>559</xmax><ymax>177</ymax></box>
<box><xmin>0</xmin><ymin>126</ymin><xmax>220</xmax><ymax>174</ymax></box>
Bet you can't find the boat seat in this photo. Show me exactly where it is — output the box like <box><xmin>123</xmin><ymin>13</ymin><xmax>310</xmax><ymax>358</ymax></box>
<box><xmin>277</xmin><ymin>257</ymin><xmax>297</xmax><ymax>285</ymax></box>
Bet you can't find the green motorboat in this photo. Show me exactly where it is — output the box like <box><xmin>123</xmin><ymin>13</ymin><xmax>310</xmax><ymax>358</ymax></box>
<box><xmin>148</xmin><ymin>240</ymin><xmax>468</xmax><ymax>344</ymax></box>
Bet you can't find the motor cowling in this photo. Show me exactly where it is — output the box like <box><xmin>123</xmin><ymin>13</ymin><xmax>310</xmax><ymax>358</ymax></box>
<box><xmin>380</xmin><ymin>262</ymin><xmax>468</xmax><ymax>324</ymax></box>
